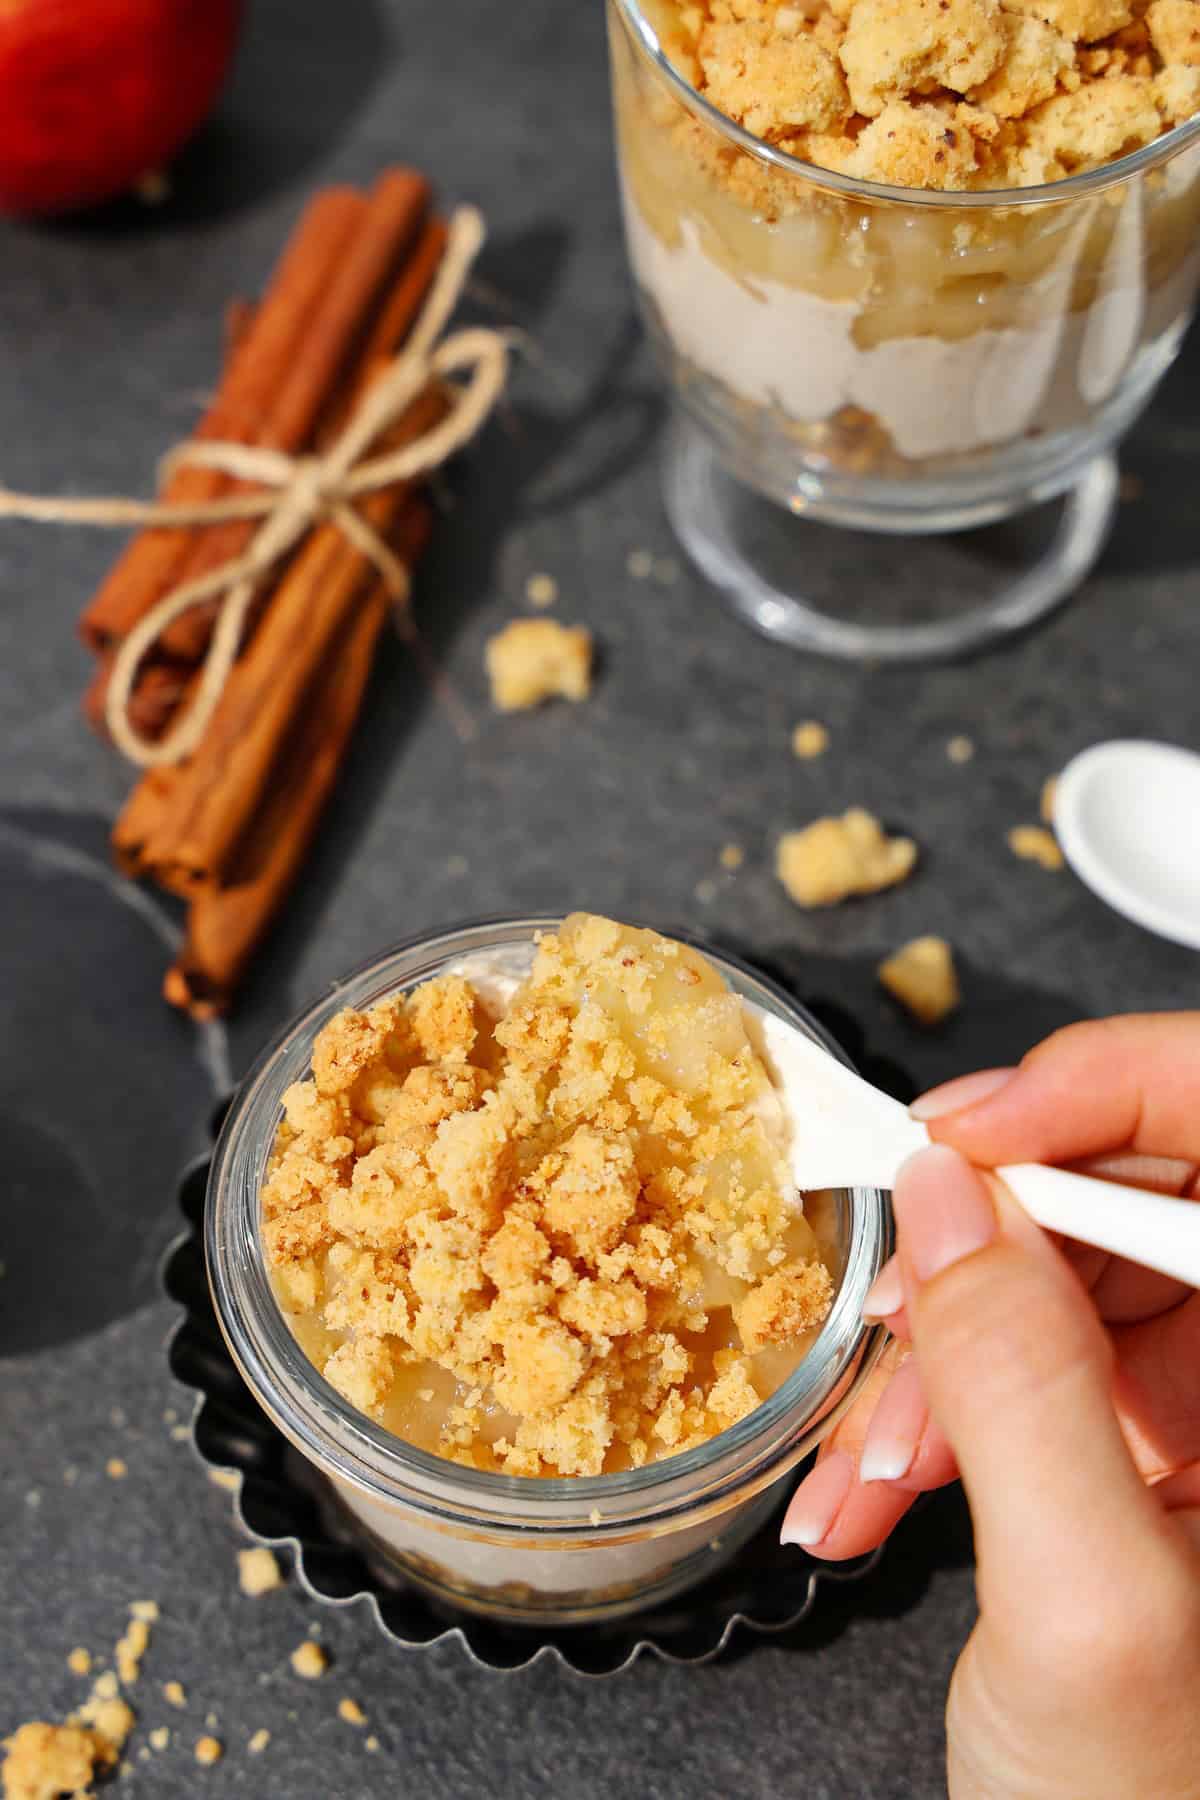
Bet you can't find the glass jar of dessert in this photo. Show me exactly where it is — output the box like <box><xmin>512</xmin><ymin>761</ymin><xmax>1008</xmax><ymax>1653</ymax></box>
<box><xmin>207</xmin><ymin>915</ymin><xmax>891</xmax><ymax>1625</ymax></box>
<box><xmin>609</xmin><ymin>0</ymin><xmax>1200</xmax><ymax>658</ymax></box>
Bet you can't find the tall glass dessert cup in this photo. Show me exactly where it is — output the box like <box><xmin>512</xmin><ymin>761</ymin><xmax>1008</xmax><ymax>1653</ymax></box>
<box><xmin>609</xmin><ymin>0</ymin><xmax>1200</xmax><ymax>659</ymax></box>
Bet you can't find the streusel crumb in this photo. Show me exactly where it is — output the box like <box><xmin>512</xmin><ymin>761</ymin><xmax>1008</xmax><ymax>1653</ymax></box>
<box><xmin>776</xmin><ymin>808</ymin><xmax>917</xmax><ymax>907</ymax></box>
<box><xmin>290</xmin><ymin>1642</ymin><xmax>328</xmax><ymax>1680</ymax></box>
<box><xmin>1008</xmin><ymin>823</ymin><xmax>1065</xmax><ymax>868</ymax></box>
<box><xmin>486</xmin><ymin>620</ymin><xmax>593</xmax><ymax>712</ymax></box>
<box><xmin>878</xmin><ymin>935</ymin><xmax>961</xmax><ymax>1024</ymax></box>
<box><xmin>237</xmin><ymin>1548</ymin><xmax>283</xmax><ymax>1597</ymax></box>
<box><xmin>1</xmin><ymin>1723</ymin><xmax>115</xmax><ymax>1800</ymax></box>
<box><xmin>265</xmin><ymin>915</ymin><xmax>834</xmax><ymax>1478</ymax></box>
<box><xmin>655</xmin><ymin>0</ymin><xmax>1198</xmax><ymax>187</ymax></box>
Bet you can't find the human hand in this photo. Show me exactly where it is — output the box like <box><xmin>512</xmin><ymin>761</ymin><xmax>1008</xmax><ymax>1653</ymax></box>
<box><xmin>782</xmin><ymin>1014</ymin><xmax>1200</xmax><ymax>1798</ymax></box>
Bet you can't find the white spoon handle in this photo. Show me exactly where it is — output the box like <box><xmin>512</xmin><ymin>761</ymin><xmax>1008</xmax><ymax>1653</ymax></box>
<box><xmin>994</xmin><ymin>1162</ymin><xmax>1200</xmax><ymax>1289</ymax></box>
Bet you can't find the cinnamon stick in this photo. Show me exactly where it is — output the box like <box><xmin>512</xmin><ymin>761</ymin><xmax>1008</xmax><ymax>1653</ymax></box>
<box><xmin>141</xmin><ymin>382</ymin><xmax>447</xmax><ymax>893</ymax></box>
<box><xmin>112</xmin><ymin>213</ymin><xmax>449</xmax><ymax>872</ymax></box>
<box><xmin>111</xmin><ymin>765</ymin><xmax>183</xmax><ymax>877</ymax></box>
<box><xmin>84</xmin><ymin>654</ymin><xmax>193</xmax><ymax>742</ymax></box>
<box><xmin>164</xmin><ymin>503</ymin><xmax>432</xmax><ymax>1018</ymax></box>
<box><xmin>93</xmin><ymin>191</ymin><xmax>439</xmax><ymax>749</ymax></box>
<box><xmin>78</xmin><ymin>187</ymin><xmax>367</xmax><ymax>651</ymax></box>
<box><xmin>157</xmin><ymin>168</ymin><xmax>431</xmax><ymax>664</ymax></box>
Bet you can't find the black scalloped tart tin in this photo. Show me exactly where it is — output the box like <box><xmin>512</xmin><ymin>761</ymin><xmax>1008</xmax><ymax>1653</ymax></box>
<box><xmin>164</xmin><ymin>1138</ymin><xmax>882</xmax><ymax>1676</ymax></box>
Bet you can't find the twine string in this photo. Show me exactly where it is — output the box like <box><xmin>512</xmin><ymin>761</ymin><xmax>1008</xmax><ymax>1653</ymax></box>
<box><xmin>0</xmin><ymin>206</ymin><xmax>506</xmax><ymax>768</ymax></box>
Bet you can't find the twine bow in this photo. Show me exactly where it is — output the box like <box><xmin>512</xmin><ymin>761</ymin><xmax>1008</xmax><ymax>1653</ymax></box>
<box><xmin>0</xmin><ymin>206</ymin><xmax>507</xmax><ymax>767</ymax></box>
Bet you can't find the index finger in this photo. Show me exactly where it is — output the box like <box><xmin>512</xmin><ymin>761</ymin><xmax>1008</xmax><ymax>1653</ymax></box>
<box><xmin>920</xmin><ymin>1013</ymin><xmax>1200</xmax><ymax>1170</ymax></box>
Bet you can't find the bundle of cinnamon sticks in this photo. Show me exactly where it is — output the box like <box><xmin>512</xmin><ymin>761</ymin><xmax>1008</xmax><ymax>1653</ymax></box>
<box><xmin>79</xmin><ymin>169</ymin><xmax>452</xmax><ymax>1018</ymax></box>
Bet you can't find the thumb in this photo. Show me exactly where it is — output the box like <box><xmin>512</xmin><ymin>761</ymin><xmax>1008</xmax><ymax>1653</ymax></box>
<box><xmin>895</xmin><ymin>1144</ymin><xmax>1166</xmax><ymax>1634</ymax></box>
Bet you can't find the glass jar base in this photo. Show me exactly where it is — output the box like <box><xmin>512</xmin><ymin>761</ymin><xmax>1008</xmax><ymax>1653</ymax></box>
<box><xmin>662</xmin><ymin>412</ymin><xmax>1120</xmax><ymax>664</ymax></box>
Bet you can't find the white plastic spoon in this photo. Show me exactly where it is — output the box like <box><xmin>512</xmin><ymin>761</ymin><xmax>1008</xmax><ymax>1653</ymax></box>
<box><xmin>1055</xmin><ymin>739</ymin><xmax>1200</xmax><ymax>951</ymax></box>
<box><xmin>782</xmin><ymin>1029</ymin><xmax>1200</xmax><ymax>1288</ymax></box>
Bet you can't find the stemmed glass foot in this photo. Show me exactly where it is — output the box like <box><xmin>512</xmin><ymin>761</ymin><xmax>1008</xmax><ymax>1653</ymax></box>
<box><xmin>662</xmin><ymin>412</ymin><xmax>1121</xmax><ymax>664</ymax></box>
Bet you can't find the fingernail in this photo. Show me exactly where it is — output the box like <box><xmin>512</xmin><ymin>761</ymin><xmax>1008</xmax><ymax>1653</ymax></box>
<box><xmin>862</xmin><ymin>1256</ymin><xmax>902</xmax><ymax>1320</ymax></box>
<box><xmin>780</xmin><ymin>1450</ymin><xmax>855</xmax><ymax>1548</ymax></box>
<box><xmin>893</xmin><ymin>1144</ymin><xmax>996</xmax><ymax>1283</ymax></box>
<box><xmin>910</xmin><ymin>1067</ymin><xmax>1017</xmax><ymax>1121</ymax></box>
<box><xmin>859</xmin><ymin>1357</ymin><xmax>927</xmax><ymax>1484</ymax></box>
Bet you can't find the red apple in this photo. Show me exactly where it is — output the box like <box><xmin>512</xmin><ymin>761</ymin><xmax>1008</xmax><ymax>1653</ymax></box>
<box><xmin>0</xmin><ymin>0</ymin><xmax>243</xmax><ymax>217</ymax></box>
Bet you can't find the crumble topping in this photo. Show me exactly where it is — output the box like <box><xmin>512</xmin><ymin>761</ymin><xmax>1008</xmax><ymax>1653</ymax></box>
<box><xmin>264</xmin><ymin>914</ymin><xmax>834</xmax><ymax>1478</ymax></box>
<box><xmin>1008</xmin><ymin>823</ymin><xmax>1065</xmax><ymax>867</ymax></box>
<box><xmin>878</xmin><ymin>935</ymin><xmax>961</xmax><ymax>1023</ymax></box>
<box><xmin>485</xmin><ymin>619</ymin><xmax>593</xmax><ymax>711</ymax></box>
<box><xmin>776</xmin><ymin>808</ymin><xmax>917</xmax><ymax>906</ymax></box>
<box><xmin>652</xmin><ymin>0</ymin><xmax>1199</xmax><ymax>187</ymax></box>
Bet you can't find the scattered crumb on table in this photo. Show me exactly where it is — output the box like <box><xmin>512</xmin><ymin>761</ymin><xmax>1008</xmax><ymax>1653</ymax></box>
<box><xmin>626</xmin><ymin>548</ymin><xmax>654</xmax><ymax>580</ymax></box>
<box><xmin>194</xmin><ymin>1736</ymin><xmax>222</xmax><ymax>1767</ymax></box>
<box><xmin>337</xmin><ymin>1699</ymin><xmax>367</xmax><ymax>1727</ymax></box>
<box><xmin>67</xmin><ymin>1648</ymin><xmax>92</xmax><ymax>1677</ymax></box>
<box><xmin>946</xmin><ymin>735</ymin><xmax>974</xmax><ymax>764</ymax></box>
<box><xmin>115</xmin><ymin>1615</ymin><xmax>150</xmax><ymax>1685</ymax></box>
<box><xmin>148</xmin><ymin>1728</ymin><xmax>169</xmax><ymax>1753</ymax></box>
<box><xmin>719</xmin><ymin>844</ymin><xmax>744</xmax><ymax>870</ymax></box>
<box><xmin>237</xmin><ymin>1548</ymin><xmax>283</xmax><ymax>1597</ymax></box>
<box><xmin>777</xmin><ymin>809</ymin><xmax>917</xmax><ymax>908</ymax></box>
<box><xmin>791</xmin><ymin>721</ymin><xmax>829</xmax><ymax>760</ymax></box>
<box><xmin>1040</xmin><ymin>776</ymin><xmax>1059</xmax><ymax>824</ymax></box>
<box><xmin>485</xmin><ymin>619</ymin><xmax>592</xmax><ymax>712</ymax></box>
<box><xmin>105</xmin><ymin>1459</ymin><xmax>127</xmax><ymax>1481</ymax></box>
<box><xmin>248</xmin><ymin>1729</ymin><xmax>271</xmax><ymax>1755</ymax></box>
<box><xmin>208</xmin><ymin>1468</ymin><xmax>240</xmax><ymax>1493</ymax></box>
<box><xmin>1008</xmin><ymin>825</ymin><xmax>1064</xmax><ymax>870</ymax></box>
<box><xmin>525</xmin><ymin>572</ymin><xmax>558</xmax><ymax>608</ymax></box>
<box><xmin>1</xmin><ymin>1722</ymin><xmax>115</xmax><ymax>1800</ymax></box>
<box><xmin>163</xmin><ymin>1682</ymin><xmax>187</xmax><ymax>1710</ymax></box>
<box><xmin>878</xmin><ymin>936</ymin><xmax>960</xmax><ymax>1026</ymax></box>
<box><xmin>290</xmin><ymin>1641</ymin><xmax>328</xmax><ymax>1681</ymax></box>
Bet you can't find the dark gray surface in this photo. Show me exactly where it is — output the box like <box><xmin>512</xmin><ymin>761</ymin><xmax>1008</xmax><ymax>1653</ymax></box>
<box><xmin>0</xmin><ymin>0</ymin><xmax>1197</xmax><ymax>1793</ymax></box>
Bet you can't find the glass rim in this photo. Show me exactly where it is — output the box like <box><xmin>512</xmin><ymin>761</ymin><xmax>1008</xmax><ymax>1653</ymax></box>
<box><xmin>206</xmin><ymin>914</ymin><xmax>891</xmax><ymax>1538</ymax></box>
<box><xmin>612</xmin><ymin>0</ymin><xmax>1200</xmax><ymax>210</ymax></box>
